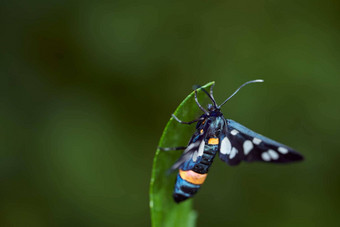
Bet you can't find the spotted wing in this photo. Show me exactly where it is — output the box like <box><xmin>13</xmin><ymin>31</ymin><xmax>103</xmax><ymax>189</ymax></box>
<box><xmin>219</xmin><ymin>119</ymin><xmax>303</xmax><ymax>166</ymax></box>
<box><xmin>169</xmin><ymin>121</ymin><xmax>210</xmax><ymax>172</ymax></box>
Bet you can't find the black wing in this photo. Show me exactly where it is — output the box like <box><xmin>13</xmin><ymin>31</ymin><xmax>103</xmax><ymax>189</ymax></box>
<box><xmin>169</xmin><ymin>120</ymin><xmax>211</xmax><ymax>172</ymax></box>
<box><xmin>219</xmin><ymin>119</ymin><xmax>303</xmax><ymax>166</ymax></box>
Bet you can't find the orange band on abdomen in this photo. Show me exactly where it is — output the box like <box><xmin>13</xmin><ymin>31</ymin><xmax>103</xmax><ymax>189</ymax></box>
<box><xmin>179</xmin><ymin>169</ymin><xmax>208</xmax><ymax>185</ymax></box>
<box><xmin>208</xmin><ymin>138</ymin><xmax>219</xmax><ymax>145</ymax></box>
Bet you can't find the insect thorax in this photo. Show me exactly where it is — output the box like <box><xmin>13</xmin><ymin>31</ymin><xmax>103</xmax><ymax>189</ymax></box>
<box><xmin>206</xmin><ymin>115</ymin><xmax>226</xmax><ymax>137</ymax></box>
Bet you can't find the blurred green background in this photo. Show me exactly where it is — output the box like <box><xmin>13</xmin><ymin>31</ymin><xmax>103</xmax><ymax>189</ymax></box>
<box><xmin>1</xmin><ymin>0</ymin><xmax>339</xmax><ymax>226</ymax></box>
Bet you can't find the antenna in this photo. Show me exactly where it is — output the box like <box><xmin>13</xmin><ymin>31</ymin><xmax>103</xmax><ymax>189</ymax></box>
<box><xmin>193</xmin><ymin>85</ymin><xmax>217</xmax><ymax>108</ymax></box>
<box><xmin>218</xmin><ymin>79</ymin><xmax>264</xmax><ymax>108</ymax></box>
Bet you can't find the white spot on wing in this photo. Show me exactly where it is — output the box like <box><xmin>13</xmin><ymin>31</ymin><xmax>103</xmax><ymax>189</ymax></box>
<box><xmin>229</xmin><ymin>147</ymin><xmax>238</xmax><ymax>159</ymax></box>
<box><xmin>278</xmin><ymin>147</ymin><xmax>288</xmax><ymax>154</ymax></box>
<box><xmin>261</xmin><ymin>152</ymin><xmax>270</xmax><ymax>161</ymax></box>
<box><xmin>268</xmin><ymin>149</ymin><xmax>279</xmax><ymax>160</ymax></box>
<box><xmin>220</xmin><ymin>137</ymin><xmax>231</xmax><ymax>155</ymax></box>
<box><xmin>198</xmin><ymin>141</ymin><xmax>205</xmax><ymax>157</ymax></box>
<box><xmin>192</xmin><ymin>151</ymin><xmax>198</xmax><ymax>162</ymax></box>
<box><xmin>230</xmin><ymin>129</ymin><xmax>239</xmax><ymax>135</ymax></box>
<box><xmin>184</xmin><ymin>141</ymin><xmax>199</xmax><ymax>153</ymax></box>
<box><xmin>253</xmin><ymin>138</ymin><xmax>262</xmax><ymax>145</ymax></box>
<box><xmin>243</xmin><ymin>140</ymin><xmax>253</xmax><ymax>155</ymax></box>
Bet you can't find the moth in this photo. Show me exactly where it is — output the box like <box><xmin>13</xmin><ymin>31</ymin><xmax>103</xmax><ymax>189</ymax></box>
<box><xmin>161</xmin><ymin>80</ymin><xmax>303</xmax><ymax>203</ymax></box>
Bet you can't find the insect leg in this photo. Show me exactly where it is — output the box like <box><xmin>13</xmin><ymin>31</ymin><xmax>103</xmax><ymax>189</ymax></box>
<box><xmin>172</xmin><ymin>114</ymin><xmax>203</xmax><ymax>125</ymax></box>
<box><xmin>158</xmin><ymin>146</ymin><xmax>187</xmax><ymax>151</ymax></box>
<box><xmin>194</xmin><ymin>90</ymin><xmax>209</xmax><ymax>114</ymax></box>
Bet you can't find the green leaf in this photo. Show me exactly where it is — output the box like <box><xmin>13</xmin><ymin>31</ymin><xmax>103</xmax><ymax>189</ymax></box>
<box><xmin>150</xmin><ymin>81</ymin><xmax>215</xmax><ymax>227</ymax></box>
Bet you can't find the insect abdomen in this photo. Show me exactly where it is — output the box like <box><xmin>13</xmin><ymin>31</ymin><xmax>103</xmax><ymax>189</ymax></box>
<box><xmin>173</xmin><ymin>141</ymin><xmax>218</xmax><ymax>203</ymax></box>
<box><xmin>193</xmin><ymin>140</ymin><xmax>219</xmax><ymax>174</ymax></box>
<box><xmin>173</xmin><ymin>170</ymin><xmax>206</xmax><ymax>203</ymax></box>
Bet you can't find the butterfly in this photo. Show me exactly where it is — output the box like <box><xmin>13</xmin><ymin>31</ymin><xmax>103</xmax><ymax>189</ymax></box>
<box><xmin>161</xmin><ymin>80</ymin><xmax>304</xmax><ymax>203</ymax></box>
